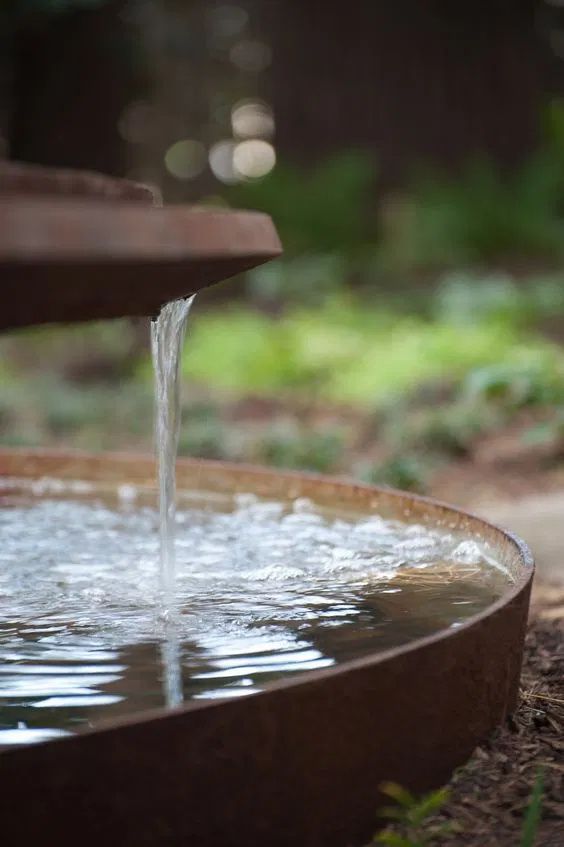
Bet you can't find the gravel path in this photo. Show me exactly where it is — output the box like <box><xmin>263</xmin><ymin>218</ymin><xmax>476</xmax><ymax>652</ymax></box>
<box><xmin>472</xmin><ymin>492</ymin><xmax>564</xmax><ymax>586</ymax></box>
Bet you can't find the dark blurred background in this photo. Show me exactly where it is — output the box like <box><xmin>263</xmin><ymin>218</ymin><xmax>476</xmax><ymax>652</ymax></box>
<box><xmin>3</xmin><ymin>0</ymin><xmax>564</xmax><ymax>502</ymax></box>
<box><xmin>0</xmin><ymin>1</ymin><xmax>556</xmax><ymax>191</ymax></box>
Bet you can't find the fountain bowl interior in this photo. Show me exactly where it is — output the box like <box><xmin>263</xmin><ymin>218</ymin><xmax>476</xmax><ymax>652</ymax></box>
<box><xmin>0</xmin><ymin>448</ymin><xmax>533</xmax><ymax>847</ymax></box>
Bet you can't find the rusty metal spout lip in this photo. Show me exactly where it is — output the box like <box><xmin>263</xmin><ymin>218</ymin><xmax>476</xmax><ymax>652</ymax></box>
<box><xmin>0</xmin><ymin>164</ymin><xmax>282</xmax><ymax>330</ymax></box>
<box><xmin>0</xmin><ymin>200</ymin><xmax>282</xmax><ymax>262</ymax></box>
<box><xmin>0</xmin><ymin>202</ymin><xmax>282</xmax><ymax>328</ymax></box>
<box><xmin>0</xmin><ymin>161</ymin><xmax>160</xmax><ymax>204</ymax></box>
<box><xmin>0</xmin><ymin>448</ymin><xmax>534</xmax><ymax>847</ymax></box>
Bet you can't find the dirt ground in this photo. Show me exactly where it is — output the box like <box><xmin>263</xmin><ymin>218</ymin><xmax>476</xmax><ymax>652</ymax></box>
<box><xmin>372</xmin><ymin>592</ymin><xmax>563</xmax><ymax>846</ymax></box>
<box><xmin>428</xmin><ymin>609</ymin><xmax>564</xmax><ymax>846</ymax></box>
<box><xmin>376</xmin><ymin>472</ymin><xmax>564</xmax><ymax>847</ymax></box>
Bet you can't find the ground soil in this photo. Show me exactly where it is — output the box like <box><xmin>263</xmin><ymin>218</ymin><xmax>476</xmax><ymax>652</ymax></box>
<box><xmin>430</xmin><ymin>610</ymin><xmax>564</xmax><ymax>846</ymax></box>
<box><xmin>375</xmin><ymin>589</ymin><xmax>564</xmax><ymax>847</ymax></box>
<box><xmin>421</xmin><ymin>467</ymin><xmax>564</xmax><ymax>847</ymax></box>
<box><xmin>373</xmin><ymin>442</ymin><xmax>564</xmax><ymax>847</ymax></box>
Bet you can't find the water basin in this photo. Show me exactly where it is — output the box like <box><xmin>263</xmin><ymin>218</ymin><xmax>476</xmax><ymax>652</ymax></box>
<box><xmin>0</xmin><ymin>475</ymin><xmax>511</xmax><ymax>738</ymax></box>
<box><xmin>0</xmin><ymin>449</ymin><xmax>533</xmax><ymax>847</ymax></box>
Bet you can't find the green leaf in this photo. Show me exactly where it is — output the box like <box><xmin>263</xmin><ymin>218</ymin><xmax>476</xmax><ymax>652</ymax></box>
<box><xmin>376</xmin><ymin>831</ymin><xmax>418</xmax><ymax>847</ymax></box>
<box><xmin>409</xmin><ymin>788</ymin><xmax>450</xmax><ymax>825</ymax></box>
<box><xmin>379</xmin><ymin>782</ymin><xmax>416</xmax><ymax>808</ymax></box>
<box><xmin>521</xmin><ymin>769</ymin><xmax>544</xmax><ymax>847</ymax></box>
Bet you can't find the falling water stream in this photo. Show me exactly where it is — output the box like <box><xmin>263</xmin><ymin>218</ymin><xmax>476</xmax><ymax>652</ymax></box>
<box><xmin>151</xmin><ymin>297</ymin><xmax>195</xmax><ymax>707</ymax></box>
<box><xmin>151</xmin><ymin>297</ymin><xmax>195</xmax><ymax>611</ymax></box>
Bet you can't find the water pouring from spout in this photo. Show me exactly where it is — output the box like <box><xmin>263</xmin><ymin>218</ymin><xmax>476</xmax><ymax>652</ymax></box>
<box><xmin>151</xmin><ymin>296</ymin><xmax>195</xmax><ymax>706</ymax></box>
<box><xmin>151</xmin><ymin>296</ymin><xmax>195</xmax><ymax>611</ymax></box>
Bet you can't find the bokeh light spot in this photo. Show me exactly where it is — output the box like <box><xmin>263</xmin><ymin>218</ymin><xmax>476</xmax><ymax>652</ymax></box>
<box><xmin>164</xmin><ymin>140</ymin><xmax>207</xmax><ymax>180</ymax></box>
<box><xmin>233</xmin><ymin>140</ymin><xmax>276</xmax><ymax>179</ymax></box>
<box><xmin>209</xmin><ymin>140</ymin><xmax>239</xmax><ymax>184</ymax></box>
<box><xmin>231</xmin><ymin>100</ymin><xmax>275</xmax><ymax>139</ymax></box>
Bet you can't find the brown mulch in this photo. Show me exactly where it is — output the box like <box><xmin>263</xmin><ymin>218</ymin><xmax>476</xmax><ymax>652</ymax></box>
<box><xmin>424</xmin><ymin>604</ymin><xmax>564</xmax><ymax>846</ymax></box>
<box><xmin>371</xmin><ymin>587</ymin><xmax>564</xmax><ymax>847</ymax></box>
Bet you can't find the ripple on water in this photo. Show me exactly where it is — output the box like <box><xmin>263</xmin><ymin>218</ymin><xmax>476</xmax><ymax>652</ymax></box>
<box><xmin>0</xmin><ymin>479</ymin><xmax>511</xmax><ymax>744</ymax></box>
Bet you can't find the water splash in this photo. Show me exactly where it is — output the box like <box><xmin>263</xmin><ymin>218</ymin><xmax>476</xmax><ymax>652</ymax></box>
<box><xmin>151</xmin><ymin>296</ymin><xmax>195</xmax><ymax>706</ymax></box>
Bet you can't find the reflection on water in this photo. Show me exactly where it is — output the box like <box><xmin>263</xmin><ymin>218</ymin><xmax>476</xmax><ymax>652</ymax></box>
<box><xmin>0</xmin><ymin>478</ymin><xmax>511</xmax><ymax>745</ymax></box>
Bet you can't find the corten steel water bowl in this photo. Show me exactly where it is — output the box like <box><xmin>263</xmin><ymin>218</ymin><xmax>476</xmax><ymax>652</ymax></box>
<box><xmin>0</xmin><ymin>449</ymin><xmax>533</xmax><ymax>847</ymax></box>
<box><xmin>0</xmin><ymin>161</ymin><xmax>282</xmax><ymax>330</ymax></box>
<box><xmin>0</xmin><ymin>165</ymin><xmax>533</xmax><ymax>843</ymax></box>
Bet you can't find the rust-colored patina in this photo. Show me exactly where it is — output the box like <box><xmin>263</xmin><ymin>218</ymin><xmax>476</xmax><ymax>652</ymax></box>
<box><xmin>0</xmin><ymin>163</ymin><xmax>281</xmax><ymax>330</ymax></box>
<box><xmin>0</xmin><ymin>449</ymin><xmax>533</xmax><ymax>847</ymax></box>
<box><xmin>0</xmin><ymin>161</ymin><xmax>159</xmax><ymax>204</ymax></box>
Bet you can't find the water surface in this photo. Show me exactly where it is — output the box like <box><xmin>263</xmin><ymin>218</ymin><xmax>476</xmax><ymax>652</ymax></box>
<box><xmin>0</xmin><ymin>477</ymin><xmax>511</xmax><ymax>746</ymax></box>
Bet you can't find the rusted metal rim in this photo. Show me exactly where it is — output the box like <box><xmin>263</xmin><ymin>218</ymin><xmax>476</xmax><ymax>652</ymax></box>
<box><xmin>0</xmin><ymin>203</ymin><xmax>282</xmax><ymax>329</ymax></box>
<box><xmin>0</xmin><ymin>161</ymin><xmax>159</xmax><ymax>204</ymax></box>
<box><xmin>0</xmin><ymin>449</ymin><xmax>534</xmax><ymax>847</ymax></box>
<box><xmin>0</xmin><ymin>164</ymin><xmax>282</xmax><ymax>329</ymax></box>
<box><xmin>0</xmin><ymin>202</ymin><xmax>282</xmax><ymax>264</ymax></box>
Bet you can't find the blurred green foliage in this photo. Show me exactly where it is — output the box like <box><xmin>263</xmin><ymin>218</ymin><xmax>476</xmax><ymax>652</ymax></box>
<box><xmin>230</xmin><ymin>101</ymin><xmax>564</xmax><ymax>289</ymax></box>
<box><xmin>433</xmin><ymin>271</ymin><xmax>564</xmax><ymax>327</ymax></box>
<box><xmin>246</xmin><ymin>254</ymin><xmax>348</xmax><ymax>307</ymax></box>
<box><xmin>387</xmin><ymin>153</ymin><xmax>564</xmax><ymax>269</ymax></box>
<box><xmin>229</xmin><ymin>152</ymin><xmax>378</xmax><ymax>307</ymax></box>
<box><xmin>374</xmin><ymin>781</ymin><xmax>455</xmax><ymax>846</ymax></box>
<box><xmin>521</xmin><ymin>409</ymin><xmax>564</xmax><ymax>448</ymax></box>
<box><xmin>393</xmin><ymin>99</ymin><xmax>564</xmax><ymax>270</ymax></box>
<box><xmin>229</xmin><ymin>151</ymin><xmax>377</xmax><ymax>255</ymax></box>
<box><xmin>462</xmin><ymin>361</ymin><xmax>564</xmax><ymax>408</ymax></box>
<box><xmin>5</xmin><ymin>264</ymin><xmax>564</xmax><ymax>492</ymax></box>
<box><xmin>520</xmin><ymin>769</ymin><xmax>545</xmax><ymax>847</ymax></box>
<box><xmin>259</xmin><ymin>423</ymin><xmax>344</xmax><ymax>473</ymax></box>
<box><xmin>384</xmin><ymin>400</ymin><xmax>498</xmax><ymax>460</ymax></box>
<box><xmin>360</xmin><ymin>456</ymin><xmax>429</xmax><ymax>494</ymax></box>
<box><xmin>372</xmin><ymin>772</ymin><xmax>544</xmax><ymax>846</ymax></box>
<box><xmin>178</xmin><ymin>402</ymin><xmax>227</xmax><ymax>460</ymax></box>
<box><xmin>172</xmin><ymin>291</ymin><xmax>564</xmax><ymax>407</ymax></box>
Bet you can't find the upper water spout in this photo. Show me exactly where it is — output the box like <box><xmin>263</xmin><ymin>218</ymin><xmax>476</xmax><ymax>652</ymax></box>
<box><xmin>0</xmin><ymin>162</ymin><xmax>281</xmax><ymax>331</ymax></box>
